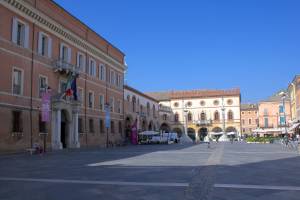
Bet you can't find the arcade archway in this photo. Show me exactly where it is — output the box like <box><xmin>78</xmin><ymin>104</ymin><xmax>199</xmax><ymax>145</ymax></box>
<box><xmin>160</xmin><ymin>123</ymin><xmax>170</xmax><ymax>133</ymax></box>
<box><xmin>198</xmin><ymin>127</ymin><xmax>208</xmax><ymax>141</ymax></box>
<box><xmin>188</xmin><ymin>128</ymin><xmax>196</xmax><ymax>141</ymax></box>
<box><xmin>172</xmin><ymin>127</ymin><xmax>183</xmax><ymax>137</ymax></box>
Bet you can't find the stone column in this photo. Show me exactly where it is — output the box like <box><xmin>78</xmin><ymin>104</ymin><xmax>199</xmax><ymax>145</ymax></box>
<box><xmin>70</xmin><ymin>104</ymin><xmax>80</xmax><ymax>148</ymax></box>
<box><xmin>195</xmin><ymin>129</ymin><xmax>200</xmax><ymax>142</ymax></box>
<box><xmin>70</xmin><ymin>110</ymin><xmax>80</xmax><ymax>148</ymax></box>
<box><xmin>51</xmin><ymin>109</ymin><xmax>62</xmax><ymax>149</ymax></box>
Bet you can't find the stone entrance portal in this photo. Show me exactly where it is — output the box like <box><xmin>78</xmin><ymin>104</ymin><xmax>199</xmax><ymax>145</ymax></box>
<box><xmin>51</xmin><ymin>98</ymin><xmax>80</xmax><ymax>150</ymax></box>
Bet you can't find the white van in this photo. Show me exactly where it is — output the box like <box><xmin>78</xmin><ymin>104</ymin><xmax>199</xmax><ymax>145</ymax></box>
<box><xmin>150</xmin><ymin>132</ymin><xmax>179</xmax><ymax>144</ymax></box>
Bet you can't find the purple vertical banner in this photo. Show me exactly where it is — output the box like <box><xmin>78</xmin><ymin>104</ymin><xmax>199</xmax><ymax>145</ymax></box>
<box><xmin>131</xmin><ymin>119</ymin><xmax>138</xmax><ymax>145</ymax></box>
<box><xmin>41</xmin><ymin>91</ymin><xmax>51</xmax><ymax>122</ymax></box>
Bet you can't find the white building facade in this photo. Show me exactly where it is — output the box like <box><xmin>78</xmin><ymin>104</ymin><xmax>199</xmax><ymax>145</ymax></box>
<box><xmin>147</xmin><ymin>89</ymin><xmax>241</xmax><ymax>141</ymax></box>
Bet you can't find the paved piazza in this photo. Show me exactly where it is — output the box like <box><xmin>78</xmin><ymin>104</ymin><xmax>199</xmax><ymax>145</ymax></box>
<box><xmin>0</xmin><ymin>143</ymin><xmax>300</xmax><ymax>200</ymax></box>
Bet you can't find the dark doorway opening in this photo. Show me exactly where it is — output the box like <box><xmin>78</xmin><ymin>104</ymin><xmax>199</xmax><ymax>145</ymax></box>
<box><xmin>187</xmin><ymin>128</ymin><xmax>196</xmax><ymax>141</ymax></box>
<box><xmin>61</xmin><ymin>121</ymin><xmax>67</xmax><ymax>148</ymax></box>
<box><xmin>61</xmin><ymin>110</ymin><xmax>68</xmax><ymax>148</ymax></box>
<box><xmin>199</xmin><ymin>127</ymin><xmax>208</xmax><ymax>141</ymax></box>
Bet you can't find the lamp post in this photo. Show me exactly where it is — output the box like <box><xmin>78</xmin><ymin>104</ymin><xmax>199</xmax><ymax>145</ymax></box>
<box><xmin>183</xmin><ymin>103</ymin><xmax>188</xmax><ymax>136</ymax></box>
<box><xmin>105</xmin><ymin>103</ymin><xmax>110</xmax><ymax>148</ymax></box>
<box><xmin>221</xmin><ymin>97</ymin><xmax>226</xmax><ymax>140</ymax></box>
<box><xmin>279</xmin><ymin>92</ymin><xmax>288</xmax><ymax>138</ymax></box>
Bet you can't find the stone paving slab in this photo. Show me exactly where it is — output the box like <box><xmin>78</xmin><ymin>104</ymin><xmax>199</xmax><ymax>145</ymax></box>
<box><xmin>0</xmin><ymin>142</ymin><xmax>300</xmax><ymax>199</ymax></box>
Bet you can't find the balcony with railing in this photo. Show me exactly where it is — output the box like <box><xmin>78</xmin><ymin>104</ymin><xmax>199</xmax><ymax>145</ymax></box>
<box><xmin>158</xmin><ymin>105</ymin><xmax>172</xmax><ymax>113</ymax></box>
<box><xmin>53</xmin><ymin>59</ymin><xmax>80</xmax><ymax>75</ymax></box>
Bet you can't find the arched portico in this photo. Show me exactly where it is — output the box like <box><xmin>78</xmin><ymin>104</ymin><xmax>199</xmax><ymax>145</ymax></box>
<box><xmin>226</xmin><ymin>126</ymin><xmax>237</xmax><ymax>133</ymax></box>
<box><xmin>160</xmin><ymin>123</ymin><xmax>170</xmax><ymax>133</ymax></box>
<box><xmin>188</xmin><ymin>127</ymin><xmax>196</xmax><ymax>141</ymax></box>
<box><xmin>172</xmin><ymin>127</ymin><xmax>183</xmax><ymax>137</ymax></box>
<box><xmin>212</xmin><ymin>127</ymin><xmax>223</xmax><ymax>133</ymax></box>
<box><xmin>148</xmin><ymin>121</ymin><xmax>153</xmax><ymax>131</ymax></box>
<box><xmin>198</xmin><ymin>127</ymin><xmax>208</xmax><ymax>141</ymax></box>
<box><xmin>141</xmin><ymin>119</ymin><xmax>147</xmax><ymax>131</ymax></box>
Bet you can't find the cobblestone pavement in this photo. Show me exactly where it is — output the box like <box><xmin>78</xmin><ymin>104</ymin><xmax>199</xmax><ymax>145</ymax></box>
<box><xmin>0</xmin><ymin>142</ymin><xmax>299</xmax><ymax>200</ymax></box>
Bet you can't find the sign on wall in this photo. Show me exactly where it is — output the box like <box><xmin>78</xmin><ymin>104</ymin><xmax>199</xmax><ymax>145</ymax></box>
<box><xmin>105</xmin><ymin>104</ymin><xmax>110</xmax><ymax>128</ymax></box>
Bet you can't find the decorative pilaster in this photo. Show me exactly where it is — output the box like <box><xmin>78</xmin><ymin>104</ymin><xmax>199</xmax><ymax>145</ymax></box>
<box><xmin>51</xmin><ymin>109</ymin><xmax>62</xmax><ymax>149</ymax></box>
<box><xmin>70</xmin><ymin>103</ymin><xmax>80</xmax><ymax>148</ymax></box>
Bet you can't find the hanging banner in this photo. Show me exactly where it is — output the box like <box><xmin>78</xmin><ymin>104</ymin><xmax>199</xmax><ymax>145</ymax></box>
<box><xmin>131</xmin><ymin>119</ymin><xmax>138</xmax><ymax>145</ymax></box>
<box><xmin>41</xmin><ymin>91</ymin><xmax>51</xmax><ymax>122</ymax></box>
<box><xmin>105</xmin><ymin>104</ymin><xmax>110</xmax><ymax>128</ymax></box>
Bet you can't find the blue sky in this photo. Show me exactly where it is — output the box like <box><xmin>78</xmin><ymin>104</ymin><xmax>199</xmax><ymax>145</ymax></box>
<box><xmin>54</xmin><ymin>0</ymin><xmax>300</xmax><ymax>103</ymax></box>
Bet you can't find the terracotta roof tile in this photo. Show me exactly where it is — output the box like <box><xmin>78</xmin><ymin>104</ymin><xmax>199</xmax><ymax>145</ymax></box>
<box><xmin>146</xmin><ymin>88</ymin><xmax>240</xmax><ymax>101</ymax></box>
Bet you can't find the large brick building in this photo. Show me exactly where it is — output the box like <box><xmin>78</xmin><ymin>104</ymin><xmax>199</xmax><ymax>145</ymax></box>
<box><xmin>0</xmin><ymin>0</ymin><xmax>126</xmax><ymax>152</ymax></box>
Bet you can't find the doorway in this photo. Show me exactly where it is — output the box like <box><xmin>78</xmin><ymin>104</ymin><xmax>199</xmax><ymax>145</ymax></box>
<box><xmin>199</xmin><ymin>127</ymin><xmax>208</xmax><ymax>141</ymax></box>
<box><xmin>61</xmin><ymin>110</ymin><xmax>68</xmax><ymax>148</ymax></box>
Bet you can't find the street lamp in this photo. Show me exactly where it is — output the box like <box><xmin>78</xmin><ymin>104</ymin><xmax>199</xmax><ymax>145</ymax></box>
<box><xmin>221</xmin><ymin>97</ymin><xmax>227</xmax><ymax>140</ymax></box>
<box><xmin>183</xmin><ymin>103</ymin><xmax>189</xmax><ymax>137</ymax></box>
<box><xmin>279</xmin><ymin>91</ymin><xmax>288</xmax><ymax>138</ymax></box>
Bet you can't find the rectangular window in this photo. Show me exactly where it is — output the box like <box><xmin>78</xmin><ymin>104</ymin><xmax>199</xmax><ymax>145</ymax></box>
<box><xmin>99</xmin><ymin>95</ymin><xmax>104</xmax><ymax>111</ymax></box>
<box><xmin>12</xmin><ymin>17</ymin><xmax>29</xmax><ymax>48</ymax></box>
<box><xmin>109</xmin><ymin>97</ymin><xmax>114</xmax><ymax>112</ymax></box>
<box><xmin>39</xmin><ymin>113</ymin><xmax>47</xmax><ymax>133</ymax></box>
<box><xmin>12</xmin><ymin>68</ymin><xmax>23</xmax><ymax>95</ymax></box>
<box><xmin>38</xmin><ymin>32</ymin><xmax>51</xmax><ymax>57</ymax></box>
<box><xmin>99</xmin><ymin>64</ymin><xmax>106</xmax><ymax>81</ymax></box>
<box><xmin>59</xmin><ymin>80</ymin><xmax>67</xmax><ymax>93</ymax></box>
<box><xmin>62</xmin><ymin>46</ymin><xmax>68</xmax><ymax>62</ymax></box>
<box><xmin>279</xmin><ymin>105</ymin><xmax>284</xmax><ymax>113</ymax></box>
<box><xmin>89</xmin><ymin>118</ymin><xmax>94</xmax><ymax>133</ymax></box>
<box><xmin>249</xmin><ymin>119</ymin><xmax>252</xmax><ymax>125</ymax></box>
<box><xmin>116</xmin><ymin>73</ymin><xmax>120</xmax><ymax>87</ymax></box>
<box><xmin>17</xmin><ymin>23</ymin><xmax>25</xmax><ymax>46</ymax></box>
<box><xmin>89</xmin><ymin>59</ymin><xmax>96</xmax><ymax>76</ymax></box>
<box><xmin>60</xmin><ymin>43</ymin><xmax>71</xmax><ymax>63</ymax></box>
<box><xmin>77</xmin><ymin>88</ymin><xmax>84</xmax><ymax>102</ymax></box>
<box><xmin>88</xmin><ymin>92</ymin><xmax>94</xmax><ymax>108</ymax></box>
<box><xmin>117</xmin><ymin>100</ymin><xmax>121</xmax><ymax>113</ymax></box>
<box><xmin>110</xmin><ymin>70</ymin><xmax>115</xmax><ymax>85</ymax></box>
<box><xmin>264</xmin><ymin>108</ymin><xmax>268</xmax><ymax>116</ymax></box>
<box><xmin>120</xmin><ymin>74</ymin><xmax>123</xmax><ymax>88</ymax></box>
<box><xmin>111</xmin><ymin>121</ymin><xmax>115</xmax><ymax>134</ymax></box>
<box><xmin>12</xmin><ymin>111</ymin><xmax>22</xmax><ymax>132</ymax></box>
<box><xmin>99</xmin><ymin>119</ymin><xmax>104</xmax><ymax>133</ymax></box>
<box><xmin>280</xmin><ymin>116</ymin><xmax>285</xmax><ymax>125</ymax></box>
<box><xmin>264</xmin><ymin>118</ymin><xmax>269</xmax><ymax>128</ymax></box>
<box><xmin>242</xmin><ymin>119</ymin><xmax>245</xmax><ymax>125</ymax></box>
<box><xmin>38</xmin><ymin>76</ymin><xmax>48</xmax><ymax>98</ymax></box>
<box><xmin>77</xmin><ymin>52</ymin><xmax>85</xmax><ymax>71</ymax></box>
<box><xmin>78</xmin><ymin>118</ymin><xmax>83</xmax><ymax>133</ymax></box>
